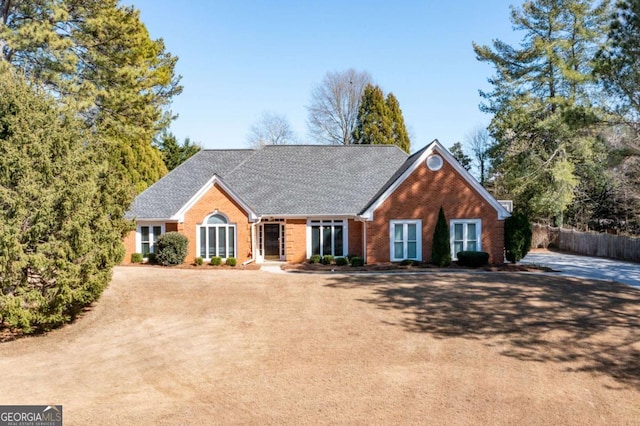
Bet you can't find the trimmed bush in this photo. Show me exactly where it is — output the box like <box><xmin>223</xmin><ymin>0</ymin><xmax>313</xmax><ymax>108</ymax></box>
<box><xmin>346</xmin><ymin>253</ymin><xmax>358</xmax><ymax>261</ymax></box>
<box><xmin>147</xmin><ymin>253</ymin><xmax>157</xmax><ymax>264</ymax></box>
<box><xmin>226</xmin><ymin>257</ymin><xmax>237</xmax><ymax>267</ymax></box>
<box><xmin>131</xmin><ymin>253</ymin><xmax>143</xmax><ymax>263</ymax></box>
<box><xmin>505</xmin><ymin>210</ymin><xmax>532</xmax><ymax>263</ymax></box>
<box><xmin>457</xmin><ymin>251</ymin><xmax>489</xmax><ymax>267</ymax></box>
<box><xmin>210</xmin><ymin>256</ymin><xmax>222</xmax><ymax>266</ymax></box>
<box><xmin>321</xmin><ymin>255</ymin><xmax>334</xmax><ymax>265</ymax></box>
<box><xmin>335</xmin><ymin>257</ymin><xmax>349</xmax><ymax>266</ymax></box>
<box><xmin>350</xmin><ymin>256</ymin><xmax>364</xmax><ymax>267</ymax></box>
<box><xmin>309</xmin><ymin>254</ymin><xmax>322</xmax><ymax>264</ymax></box>
<box><xmin>154</xmin><ymin>232</ymin><xmax>189</xmax><ymax>266</ymax></box>
<box><xmin>194</xmin><ymin>257</ymin><xmax>204</xmax><ymax>266</ymax></box>
<box><xmin>432</xmin><ymin>206</ymin><xmax>451</xmax><ymax>267</ymax></box>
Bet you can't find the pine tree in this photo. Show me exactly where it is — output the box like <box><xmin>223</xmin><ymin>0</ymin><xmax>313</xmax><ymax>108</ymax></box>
<box><xmin>431</xmin><ymin>207</ymin><xmax>451</xmax><ymax>267</ymax></box>
<box><xmin>449</xmin><ymin>142</ymin><xmax>472</xmax><ymax>171</ymax></box>
<box><xmin>0</xmin><ymin>70</ymin><xmax>131</xmax><ymax>333</ymax></box>
<box><xmin>0</xmin><ymin>0</ymin><xmax>182</xmax><ymax>192</ymax></box>
<box><xmin>156</xmin><ymin>132</ymin><xmax>202</xmax><ymax>171</ymax></box>
<box><xmin>473</xmin><ymin>0</ymin><xmax>611</xmax><ymax>226</ymax></box>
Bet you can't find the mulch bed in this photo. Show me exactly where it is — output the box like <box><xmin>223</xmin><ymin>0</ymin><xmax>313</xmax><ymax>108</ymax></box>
<box><xmin>283</xmin><ymin>262</ymin><xmax>554</xmax><ymax>273</ymax></box>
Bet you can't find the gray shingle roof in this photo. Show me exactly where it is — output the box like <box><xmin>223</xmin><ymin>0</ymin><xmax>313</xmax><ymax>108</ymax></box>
<box><xmin>126</xmin><ymin>150</ymin><xmax>253</xmax><ymax>219</ymax></box>
<box><xmin>127</xmin><ymin>144</ymin><xmax>409</xmax><ymax>219</ymax></box>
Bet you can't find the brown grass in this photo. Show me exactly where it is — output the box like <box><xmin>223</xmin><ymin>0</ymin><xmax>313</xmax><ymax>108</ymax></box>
<box><xmin>0</xmin><ymin>267</ymin><xmax>638</xmax><ymax>425</ymax></box>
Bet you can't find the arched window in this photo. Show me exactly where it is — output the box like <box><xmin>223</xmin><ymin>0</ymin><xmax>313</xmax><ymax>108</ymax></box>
<box><xmin>198</xmin><ymin>212</ymin><xmax>236</xmax><ymax>259</ymax></box>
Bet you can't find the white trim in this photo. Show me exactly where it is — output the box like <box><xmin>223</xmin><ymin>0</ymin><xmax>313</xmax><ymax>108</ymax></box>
<box><xmin>450</xmin><ymin>219</ymin><xmax>482</xmax><ymax>260</ymax></box>
<box><xmin>361</xmin><ymin>140</ymin><xmax>511</xmax><ymax>221</ymax></box>
<box><xmin>389</xmin><ymin>219</ymin><xmax>422</xmax><ymax>262</ymax></box>
<box><xmin>136</xmin><ymin>222</ymin><xmax>165</xmax><ymax>257</ymax></box>
<box><xmin>306</xmin><ymin>219</ymin><xmax>349</xmax><ymax>258</ymax></box>
<box><xmin>172</xmin><ymin>175</ymin><xmax>258</xmax><ymax>222</ymax></box>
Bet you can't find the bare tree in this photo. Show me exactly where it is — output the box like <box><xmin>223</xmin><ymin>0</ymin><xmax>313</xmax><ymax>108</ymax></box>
<box><xmin>466</xmin><ymin>126</ymin><xmax>493</xmax><ymax>186</ymax></box>
<box><xmin>307</xmin><ymin>69</ymin><xmax>372</xmax><ymax>145</ymax></box>
<box><xmin>247</xmin><ymin>112</ymin><xmax>297</xmax><ymax>148</ymax></box>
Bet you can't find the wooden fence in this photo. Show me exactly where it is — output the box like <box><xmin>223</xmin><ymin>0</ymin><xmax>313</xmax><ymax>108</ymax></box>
<box><xmin>532</xmin><ymin>224</ymin><xmax>640</xmax><ymax>263</ymax></box>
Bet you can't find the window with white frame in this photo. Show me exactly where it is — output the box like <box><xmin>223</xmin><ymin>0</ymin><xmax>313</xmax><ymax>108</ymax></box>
<box><xmin>308</xmin><ymin>220</ymin><xmax>346</xmax><ymax>257</ymax></box>
<box><xmin>390</xmin><ymin>220</ymin><xmax>422</xmax><ymax>261</ymax></box>
<box><xmin>198</xmin><ymin>213</ymin><xmax>236</xmax><ymax>259</ymax></box>
<box><xmin>139</xmin><ymin>225</ymin><xmax>162</xmax><ymax>257</ymax></box>
<box><xmin>450</xmin><ymin>219</ymin><xmax>481</xmax><ymax>259</ymax></box>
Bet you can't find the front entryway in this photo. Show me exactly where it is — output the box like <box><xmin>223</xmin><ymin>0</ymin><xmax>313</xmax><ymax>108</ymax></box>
<box><xmin>264</xmin><ymin>224</ymin><xmax>281</xmax><ymax>260</ymax></box>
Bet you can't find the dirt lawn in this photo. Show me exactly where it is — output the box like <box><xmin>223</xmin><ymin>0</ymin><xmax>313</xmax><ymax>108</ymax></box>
<box><xmin>1</xmin><ymin>267</ymin><xmax>639</xmax><ymax>425</ymax></box>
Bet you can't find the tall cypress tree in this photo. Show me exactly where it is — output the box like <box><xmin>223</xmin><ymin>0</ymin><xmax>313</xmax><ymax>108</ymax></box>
<box><xmin>352</xmin><ymin>84</ymin><xmax>411</xmax><ymax>153</ymax></box>
<box><xmin>386</xmin><ymin>93</ymin><xmax>411</xmax><ymax>153</ymax></box>
<box><xmin>432</xmin><ymin>207</ymin><xmax>451</xmax><ymax>267</ymax></box>
<box><xmin>352</xmin><ymin>84</ymin><xmax>393</xmax><ymax>145</ymax></box>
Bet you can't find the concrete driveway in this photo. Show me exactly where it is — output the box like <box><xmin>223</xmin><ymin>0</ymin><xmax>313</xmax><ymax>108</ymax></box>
<box><xmin>521</xmin><ymin>251</ymin><xmax>640</xmax><ymax>288</ymax></box>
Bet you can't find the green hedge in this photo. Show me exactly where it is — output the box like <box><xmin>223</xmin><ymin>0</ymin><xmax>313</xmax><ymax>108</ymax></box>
<box><xmin>350</xmin><ymin>256</ymin><xmax>364</xmax><ymax>267</ymax></box>
<box><xmin>457</xmin><ymin>251</ymin><xmax>489</xmax><ymax>267</ymax></box>
<box><xmin>155</xmin><ymin>232</ymin><xmax>189</xmax><ymax>266</ymax></box>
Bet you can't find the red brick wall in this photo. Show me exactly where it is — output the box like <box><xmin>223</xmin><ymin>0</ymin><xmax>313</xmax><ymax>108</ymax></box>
<box><xmin>122</xmin><ymin>230</ymin><xmax>137</xmax><ymax>264</ymax></box>
<box><xmin>367</xmin><ymin>151</ymin><xmax>505</xmax><ymax>264</ymax></box>
<box><xmin>284</xmin><ymin>219</ymin><xmax>307</xmax><ymax>263</ymax></box>
<box><xmin>183</xmin><ymin>183</ymin><xmax>252</xmax><ymax>264</ymax></box>
<box><xmin>348</xmin><ymin>219</ymin><xmax>364</xmax><ymax>258</ymax></box>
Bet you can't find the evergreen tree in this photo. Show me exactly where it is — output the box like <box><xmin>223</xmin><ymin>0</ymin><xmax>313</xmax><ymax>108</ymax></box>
<box><xmin>473</xmin><ymin>0</ymin><xmax>611</xmax><ymax>226</ymax></box>
<box><xmin>449</xmin><ymin>142</ymin><xmax>472</xmax><ymax>171</ymax></box>
<box><xmin>0</xmin><ymin>0</ymin><xmax>182</xmax><ymax>192</ymax></box>
<box><xmin>386</xmin><ymin>93</ymin><xmax>411</xmax><ymax>153</ymax></box>
<box><xmin>352</xmin><ymin>84</ymin><xmax>411</xmax><ymax>153</ymax></box>
<box><xmin>156</xmin><ymin>132</ymin><xmax>202</xmax><ymax>171</ymax></box>
<box><xmin>353</xmin><ymin>84</ymin><xmax>393</xmax><ymax>145</ymax></box>
<box><xmin>0</xmin><ymin>71</ymin><xmax>131</xmax><ymax>333</ymax></box>
<box><xmin>431</xmin><ymin>207</ymin><xmax>451</xmax><ymax>267</ymax></box>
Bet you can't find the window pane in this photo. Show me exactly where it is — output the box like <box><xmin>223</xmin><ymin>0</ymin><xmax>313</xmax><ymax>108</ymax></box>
<box><xmin>334</xmin><ymin>225</ymin><xmax>344</xmax><ymax>257</ymax></box>
<box><xmin>228</xmin><ymin>227</ymin><xmax>235</xmax><ymax>257</ymax></box>
<box><xmin>207</xmin><ymin>214</ymin><xmax>227</xmax><ymax>224</ymax></box>
<box><xmin>218</xmin><ymin>227</ymin><xmax>227</xmax><ymax>258</ymax></box>
<box><xmin>142</xmin><ymin>243</ymin><xmax>150</xmax><ymax>256</ymax></box>
<box><xmin>208</xmin><ymin>228</ymin><xmax>216</xmax><ymax>257</ymax></box>
<box><xmin>311</xmin><ymin>226</ymin><xmax>320</xmax><ymax>256</ymax></box>
<box><xmin>141</xmin><ymin>226</ymin><xmax>149</xmax><ymax>243</ymax></box>
<box><xmin>394</xmin><ymin>242</ymin><xmax>404</xmax><ymax>259</ymax></box>
<box><xmin>323</xmin><ymin>226</ymin><xmax>332</xmax><ymax>256</ymax></box>
<box><xmin>454</xmin><ymin>224</ymin><xmax>463</xmax><ymax>241</ymax></box>
<box><xmin>467</xmin><ymin>241</ymin><xmax>477</xmax><ymax>252</ymax></box>
<box><xmin>407</xmin><ymin>241</ymin><xmax>417</xmax><ymax>259</ymax></box>
<box><xmin>153</xmin><ymin>226</ymin><xmax>162</xmax><ymax>241</ymax></box>
<box><xmin>468</xmin><ymin>223</ymin><xmax>476</xmax><ymax>240</ymax></box>
<box><xmin>394</xmin><ymin>224</ymin><xmax>404</xmax><ymax>242</ymax></box>
<box><xmin>407</xmin><ymin>224</ymin><xmax>417</xmax><ymax>241</ymax></box>
<box><xmin>454</xmin><ymin>241</ymin><xmax>463</xmax><ymax>257</ymax></box>
<box><xmin>200</xmin><ymin>227</ymin><xmax>206</xmax><ymax>258</ymax></box>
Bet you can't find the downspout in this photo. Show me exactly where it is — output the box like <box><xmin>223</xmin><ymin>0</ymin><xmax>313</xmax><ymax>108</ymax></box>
<box><xmin>242</xmin><ymin>217</ymin><xmax>262</xmax><ymax>265</ymax></box>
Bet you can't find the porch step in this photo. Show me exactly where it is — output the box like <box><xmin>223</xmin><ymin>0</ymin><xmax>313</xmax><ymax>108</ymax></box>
<box><xmin>260</xmin><ymin>262</ymin><xmax>286</xmax><ymax>274</ymax></box>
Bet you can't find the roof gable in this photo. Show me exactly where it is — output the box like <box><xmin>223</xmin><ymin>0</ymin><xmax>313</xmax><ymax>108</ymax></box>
<box><xmin>360</xmin><ymin>139</ymin><xmax>511</xmax><ymax>220</ymax></box>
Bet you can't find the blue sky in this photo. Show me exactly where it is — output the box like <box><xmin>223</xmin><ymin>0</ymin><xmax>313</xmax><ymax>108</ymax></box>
<box><xmin>129</xmin><ymin>1</ymin><xmax>518</xmax><ymax>152</ymax></box>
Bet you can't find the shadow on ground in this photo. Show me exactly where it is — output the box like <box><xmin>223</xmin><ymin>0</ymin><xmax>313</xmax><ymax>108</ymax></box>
<box><xmin>326</xmin><ymin>273</ymin><xmax>640</xmax><ymax>390</ymax></box>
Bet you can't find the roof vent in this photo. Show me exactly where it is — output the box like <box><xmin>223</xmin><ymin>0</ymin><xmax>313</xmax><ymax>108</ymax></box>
<box><xmin>426</xmin><ymin>154</ymin><xmax>443</xmax><ymax>171</ymax></box>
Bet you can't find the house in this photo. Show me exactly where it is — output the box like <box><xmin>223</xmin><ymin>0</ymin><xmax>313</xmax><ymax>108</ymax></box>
<box><xmin>122</xmin><ymin>140</ymin><xmax>510</xmax><ymax>265</ymax></box>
